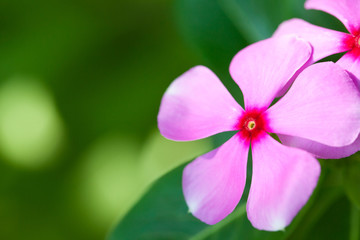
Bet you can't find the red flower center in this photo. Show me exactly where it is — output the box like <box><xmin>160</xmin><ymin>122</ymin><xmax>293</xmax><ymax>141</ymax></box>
<box><xmin>236</xmin><ymin>109</ymin><xmax>268</xmax><ymax>141</ymax></box>
<box><xmin>344</xmin><ymin>33</ymin><xmax>360</xmax><ymax>57</ymax></box>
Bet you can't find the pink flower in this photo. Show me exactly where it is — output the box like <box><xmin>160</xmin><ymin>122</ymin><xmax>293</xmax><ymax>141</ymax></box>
<box><xmin>157</xmin><ymin>36</ymin><xmax>360</xmax><ymax>231</ymax></box>
<box><xmin>273</xmin><ymin>0</ymin><xmax>360</xmax><ymax>159</ymax></box>
<box><xmin>274</xmin><ymin>0</ymin><xmax>360</xmax><ymax>84</ymax></box>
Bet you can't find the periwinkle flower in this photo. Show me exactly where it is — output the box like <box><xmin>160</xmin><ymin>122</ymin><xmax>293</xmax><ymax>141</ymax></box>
<box><xmin>274</xmin><ymin>0</ymin><xmax>360</xmax><ymax>83</ymax></box>
<box><xmin>157</xmin><ymin>36</ymin><xmax>360</xmax><ymax>231</ymax></box>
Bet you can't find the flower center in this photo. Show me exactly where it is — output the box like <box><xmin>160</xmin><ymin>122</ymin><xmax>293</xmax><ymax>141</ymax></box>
<box><xmin>356</xmin><ymin>36</ymin><xmax>360</xmax><ymax>48</ymax></box>
<box><xmin>246</xmin><ymin>119</ymin><xmax>256</xmax><ymax>130</ymax></box>
<box><xmin>236</xmin><ymin>109</ymin><xmax>268</xmax><ymax>141</ymax></box>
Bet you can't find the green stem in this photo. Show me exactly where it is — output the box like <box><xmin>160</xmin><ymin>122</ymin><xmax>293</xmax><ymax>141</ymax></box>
<box><xmin>350</xmin><ymin>204</ymin><xmax>360</xmax><ymax>240</ymax></box>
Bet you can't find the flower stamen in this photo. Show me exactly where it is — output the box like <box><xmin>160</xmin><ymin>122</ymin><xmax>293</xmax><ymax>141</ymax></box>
<box><xmin>246</xmin><ymin>120</ymin><xmax>256</xmax><ymax>130</ymax></box>
<box><xmin>356</xmin><ymin>36</ymin><xmax>360</xmax><ymax>48</ymax></box>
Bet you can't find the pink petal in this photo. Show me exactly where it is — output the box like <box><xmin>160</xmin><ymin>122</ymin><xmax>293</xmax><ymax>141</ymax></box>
<box><xmin>229</xmin><ymin>36</ymin><xmax>312</xmax><ymax>109</ymax></box>
<box><xmin>273</xmin><ymin>18</ymin><xmax>352</xmax><ymax>62</ymax></box>
<box><xmin>183</xmin><ymin>133</ymin><xmax>249</xmax><ymax>225</ymax></box>
<box><xmin>158</xmin><ymin>65</ymin><xmax>243</xmax><ymax>141</ymax></box>
<box><xmin>337</xmin><ymin>50</ymin><xmax>360</xmax><ymax>88</ymax></box>
<box><xmin>247</xmin><ymin>134</ymin><xmax>320</xmax><ymax>231</ymax></box>
<box><xmin>305</xmin><ymin>0</ymin><xmax>360</xmax><ymax>35</ymax></box>
<box><xmin>266</xmin><ymin>62</ymin><xmax>360</xmax><ymax>147</ymax></box>
<box><xmin>278</xmin><ymin>134</ymin><xmax>360</xmax><ymax>159</ymax></box>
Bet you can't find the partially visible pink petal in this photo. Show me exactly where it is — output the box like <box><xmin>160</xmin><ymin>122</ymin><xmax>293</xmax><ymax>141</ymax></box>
<box><xmin>278</xmin><ymin>134</ymin><xmax>360</xmax><ymax>159</ymax></box>
<box><xmin>267</xmin><ymin>62</ymin><xmax>360</xmax><ymax>147</ymax></box>
<box><xmin>273</xmin><ymin>18</ymin><xmax>352</xmax><ymax>62</ymax></box>
<box><xmin>183</xmin><ymin>133</ymin><xmax>249</xmax><ymax>225</ymax></box>
<box><xmin>158</xmin><ymin>65</ymin><xmax>243</xmax><ymax>141</ymax></box>
<box><xmin>305</xmin><ymin>0</ymin><xmax>360</xmax><ymax>35</ymax></box>
<box><xmin>337</xmin><ymin>50</ymin><xmax>360</xmax><ymax>88</ymax></box>
<box><xmin>248</xmin><ymin>134</ymin><xmax>320</xmax><ymax>231</ymax></box>
<box><xmin>229</xmin><ymin>36</ymin><xmax>311</xmax><ymax>109</ymax></box>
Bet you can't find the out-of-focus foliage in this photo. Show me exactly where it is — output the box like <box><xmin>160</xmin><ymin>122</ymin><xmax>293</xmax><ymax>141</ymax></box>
<box><xmin>0</xmin><ymin>0</ymin><xmax>211</xmax><ymax>239</ymax></box>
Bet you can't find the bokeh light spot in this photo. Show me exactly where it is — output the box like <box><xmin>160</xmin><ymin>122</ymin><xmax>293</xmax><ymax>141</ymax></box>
<box><xmin>0</xmin><ymin>77</ymin><xmax>64</xmax><ymax>169</ymax></box>
<box><xmin>74</xmin><ymin>134</ymin><xmax>143</xmax><ymax>231</ymax></box>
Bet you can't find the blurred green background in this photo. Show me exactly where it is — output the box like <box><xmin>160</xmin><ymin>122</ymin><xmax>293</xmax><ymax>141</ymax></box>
<box><xmin>0</xmin><ymin>0</ymin><xmax>358</xmax><ymax>240</ymax></box>
<box><xmin>0</xmin><ymin>0</ymin><xmax>213</xmax><ymax>239</ymax></box>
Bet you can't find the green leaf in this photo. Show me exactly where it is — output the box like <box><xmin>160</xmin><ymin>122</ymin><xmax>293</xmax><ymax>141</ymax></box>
<box><xmin>107</xmin><ymin>162</ymin><xmax>208</xmax><ymax>240</ymax></box>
